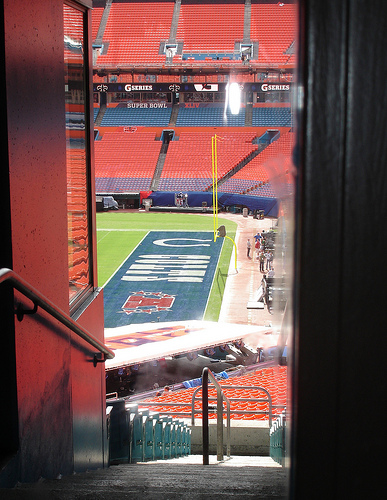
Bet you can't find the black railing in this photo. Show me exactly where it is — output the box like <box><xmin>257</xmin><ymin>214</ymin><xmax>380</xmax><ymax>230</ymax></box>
<box><xmin>201</xmin><ymin>367</ymin><xmax>231</xmax><ymax>464</ymax></box>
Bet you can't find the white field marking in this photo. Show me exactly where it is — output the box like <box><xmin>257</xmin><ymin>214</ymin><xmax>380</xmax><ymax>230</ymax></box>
<box><xmin>100</xmin><ymin>230</ymin><xmax>214</xmax><ymax>288</ymax></box>
<box><xmin>97</xmin><ymin>231</ymin><xmax>111</xmax><ymax>244</ymax></box>
<box><xmin>101</xmin><ymin>231</ymin><xmax>150</xmax><ymax>288</ymax></box>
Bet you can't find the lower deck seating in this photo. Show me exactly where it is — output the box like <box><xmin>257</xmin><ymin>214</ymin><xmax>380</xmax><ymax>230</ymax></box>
<box><xmin>93</xmin><ymin>127</ymin><xmax>293</xmax><ymax>197</ymax></box>
<box><xmin>157</xmin><ymin>177</ymin><xmax>212</xmax><ymax>192</ymax></box>
<box><xmin>101</xmin><ymin>107</ymin><xmax>172</xmax><ymax>127</ymax></box>
<box><xmin>96</xmin><ymin>177</ymin><xmax>152</xmax><ymax>192</ymax></box>
<box><xmin>176</xmin><ymin>106</ymin><xmax>246</xmax><ymax>127</ymax></box>
<box><xmin>220</xmin><ymin>179</ymin><xmax>276</xmax><ymax>198</ymax></box>
<box><xmin>159</xmin><ymin>131</ymin><xmax>258</xmax><ymax>192</ymax></box>
<box><xmin>223</xmin><ymin>130</ymin><xmax>294</xmax><ymax>196</ymax></box>
<box><xmin>94</xmin><ymin>130</ymin><xmax>162</xmax><ymax>184</ymax></box>
<box><xmin>252</xmin><ymin>107</ymin><xmax>292</xmax><ymax>127</ymax></box>
<box><xmin>138</xmin><ymin>366</ymin><xmax>287</xmax><ymax>422</ymax></box>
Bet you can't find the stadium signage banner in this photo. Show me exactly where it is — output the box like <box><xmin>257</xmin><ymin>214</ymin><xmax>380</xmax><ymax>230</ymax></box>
<box><xmin>261</xmin><ymin>84</ymin><xmax>290</xmax><ymax>91</ymax></box>
<box><xmin>94</xmin><ymin>82</ymin><xmax>293</xmax><ymax>94</ymax></box>
<box><xmin>127</xmin><ymin>102</ymin><xmax>168</xmax><ymax>108</ymax></box>
<box><xmin>103</xmin><ymin>231</ymin><xmax>223</xmax><ymax>327</ymax></box>
<box><xmin>124</xmin><ymin>84</ymin><xmax>153</xmax><ymax>91</ymax></box>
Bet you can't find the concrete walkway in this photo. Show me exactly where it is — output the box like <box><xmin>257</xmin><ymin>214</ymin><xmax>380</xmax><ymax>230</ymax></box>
<box><xmin>216</xmin><ymin>212</ymin><xmax>276</xmax><ymax>327</ymax></box>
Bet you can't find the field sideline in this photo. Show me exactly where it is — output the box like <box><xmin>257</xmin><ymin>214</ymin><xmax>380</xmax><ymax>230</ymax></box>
<box><xmin>96</xmin><ymin>212</ymin><xmax>237</xmax><ymax>321</ymax></box>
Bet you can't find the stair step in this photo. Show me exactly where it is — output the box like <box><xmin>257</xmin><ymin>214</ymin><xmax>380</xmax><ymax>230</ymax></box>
<box><xmin>5</xmin><ymin>456</ymin><xmax>286</xmax><ymax>499</ymax></box>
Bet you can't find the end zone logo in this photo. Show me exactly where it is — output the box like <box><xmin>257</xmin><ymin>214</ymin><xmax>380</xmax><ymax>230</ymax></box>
<box><xmin>122</xmin><ymin>291</ymin><xmax>175</xmax><ymax>315</ymax></box>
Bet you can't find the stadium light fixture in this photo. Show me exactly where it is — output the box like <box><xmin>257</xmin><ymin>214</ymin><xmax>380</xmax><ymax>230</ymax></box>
<box><xmin>228</xmin><ymin>82</ymin><xmax>241</xmax><ymax>115</ymax></box>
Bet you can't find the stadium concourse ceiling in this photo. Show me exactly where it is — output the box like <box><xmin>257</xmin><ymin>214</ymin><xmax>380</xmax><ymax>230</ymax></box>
<box><xmin>104</xmin><ymin>320</ymin><xmax>276</xmax><ymax>370</ymax></box>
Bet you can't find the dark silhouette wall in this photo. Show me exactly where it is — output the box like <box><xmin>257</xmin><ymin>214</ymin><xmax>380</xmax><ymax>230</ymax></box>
<box><xmin>290</xmin><ymin>0</ymin><xmax>387</xmax><ymax>497</ymax></box>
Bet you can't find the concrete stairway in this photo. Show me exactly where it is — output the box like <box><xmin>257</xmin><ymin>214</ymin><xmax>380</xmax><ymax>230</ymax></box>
<box><xmin>95</xmin><ymin>0</ymin><xmax>113</xmax><ymax>45</ymax></box>
<box><xmin>2</xmin><ymin>455</ymin><xmax>287</xmax><ymax>499</ymax></box>
<box><xmin>244</xmin><ymin>0</ymin><xmax>252</xmax><ymax>42</ymax></box>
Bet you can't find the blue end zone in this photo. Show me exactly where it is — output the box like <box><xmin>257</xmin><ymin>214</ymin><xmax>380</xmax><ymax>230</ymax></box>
<box><xmin>103</xmin><ymin>231</ymin><xmax>223</xmax><ymax>327</ymax></box>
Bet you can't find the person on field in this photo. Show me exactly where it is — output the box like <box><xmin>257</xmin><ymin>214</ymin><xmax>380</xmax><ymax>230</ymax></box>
<box><xmin>247</xmin><ymin>238</ymin><xmax>252</xmax><ymax>258</ymax></box>
<box><xmin>259</xmin><ymin>251</ymin><xmax>266</xmax><ymax>272</ymax></box>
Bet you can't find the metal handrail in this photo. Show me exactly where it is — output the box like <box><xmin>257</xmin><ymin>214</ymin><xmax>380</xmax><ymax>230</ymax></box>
<box><xmin>218</xmin><ymin>385</ymin><xmax>274</xmax><ymax>427</ymax></box>
<box><xmin>201</xmin><ymin>367</ymin><xmax>231</xmax><ymax>465</ymax></box>
<box><xmin>0</xmin><ymin>267</ymin><xmax>115</xmax><ymax>363</ymax></box>
<box><xmin>191</xmin><ymin>384</ymin><xmax>275</xmax><ymax>426</ymax></box>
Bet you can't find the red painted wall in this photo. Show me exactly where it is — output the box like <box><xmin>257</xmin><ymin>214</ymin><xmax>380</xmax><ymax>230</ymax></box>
<box><xmin>2</xmin><ymin>0</ymin><xmax>104</xmax><ymax>483</ymax></box>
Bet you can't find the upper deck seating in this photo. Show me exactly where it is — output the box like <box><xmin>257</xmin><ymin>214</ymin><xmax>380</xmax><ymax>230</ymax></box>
<box><xmin>94</xmin><ymin>2</ymin><xmax>175</xmax><ymax>67</ymax></box>
<box><xmin>91</xmin><ymin>7</ymin><xmax>103</xmax><ymax>41</ymax></box>
<box><xmin>176</xmin><ymin>1</ymin><xmax>244</xmax><ymax>58</ymax></box>
<box><xmin>251</xmin><ymin>1</ymin><xmax>297</xmax><ymax>65</ymax></box>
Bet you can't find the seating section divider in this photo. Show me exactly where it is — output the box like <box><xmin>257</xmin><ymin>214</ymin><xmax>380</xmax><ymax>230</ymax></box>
<box><xmin>107</xmin><ymin>400</ymin><xmax>191</xmax><ymax>464</ymax></box>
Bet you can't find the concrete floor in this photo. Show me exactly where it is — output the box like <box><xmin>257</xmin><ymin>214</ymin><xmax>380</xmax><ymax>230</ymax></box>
<box><xmin>2</xmin><ymin>456</ymin><xmax>288</xmax><ymax>499</ymax></box>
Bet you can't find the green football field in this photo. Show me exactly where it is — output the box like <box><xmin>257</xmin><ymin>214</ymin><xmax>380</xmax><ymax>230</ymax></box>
<box><xmin>96</xmin><ymin>212</ymin><xmax>237</xmax><ymax>321</ymax></box>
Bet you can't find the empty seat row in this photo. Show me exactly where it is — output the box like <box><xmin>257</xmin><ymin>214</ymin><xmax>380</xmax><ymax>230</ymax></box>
<box><xmin>95</xmin><ymin>2</ymin><xmax>174</xmax><ymax>67</ymax></box>
<box><xmin>101</xmin><ymin>107</ymin><xmax>172</xmax><ymax>127</ymax></box>
<box><xmin>96</xmin><ymin>177</ymin><xmax>152</xmax><ymax>192</ymax></box>
<box><xmin>252</xmin><ymin>108</ymin><xmax>292</xmax><ymax>127</ymax></box>
<box><xmin>176</xmin><ymin>107</ymin><xmax>246</xmax><ymax>127</ymax></box>
<box><xmin>158</xmin><ymin>178</ymin><xmax>212</xmax><ymax>192</ymax></box>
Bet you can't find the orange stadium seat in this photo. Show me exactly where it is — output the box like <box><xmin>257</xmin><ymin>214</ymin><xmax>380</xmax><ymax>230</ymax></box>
<box><xmin>139</xmin><ymin>366</ymin><xmax>287</xmax><ymax>422</ymax></box>
<box><xmin>250</xmin><ymin>1</ymin><xmax>297</xmax><ymax>65</ymax></box>
<box><xmin>94</xmin><ymin>2</ymin><xmax>175</xmax><ymax>67</ymax></box>
<box><xmin>94</xmin><ymin>130</ymin><xmax>162</xmax><ymax>180</ymax></box>
<box><xmin>177</xmin><ymin>2</ymin><xmax>244</xmax><ymax>54</ymax></box>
